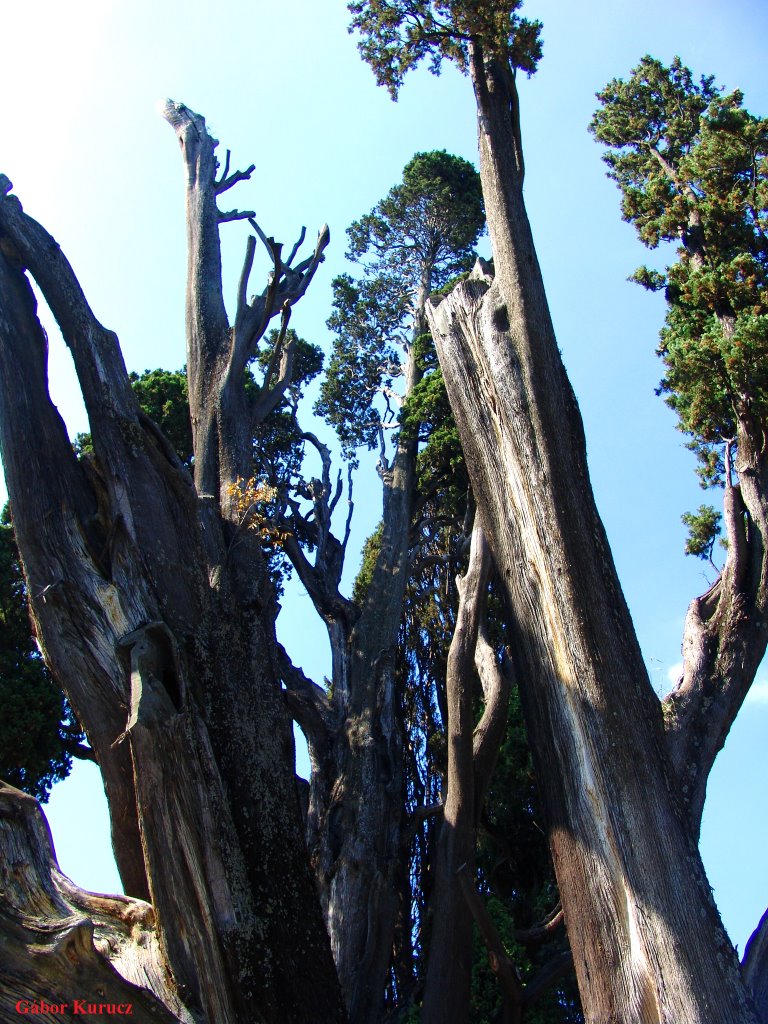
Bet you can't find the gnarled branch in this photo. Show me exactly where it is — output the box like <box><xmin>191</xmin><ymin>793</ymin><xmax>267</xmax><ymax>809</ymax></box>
<box><xmin>0</xmin><ymin>781</ymin><xmax>190</xmax><ymax>1023</ymax></box>
<box><xmin>276</xmin><ymin>641</ymin><xmax>334</xmax><ymax>751</ymax></box>
<box><xmin>662</xmin><ymin>438</ymin><xmax>768</xmax><ymax>835</ymax></box>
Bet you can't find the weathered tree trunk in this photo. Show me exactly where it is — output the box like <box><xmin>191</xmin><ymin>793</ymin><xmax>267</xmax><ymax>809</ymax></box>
<box><xmin>425</xmin><ymin>45</ymin><xmax>760</xmax><ymax>1024</ymax></box>
<box><xmin>744</xmin><ymin>910</ymin><xmax>768</xmax><ymax>1022</ymax></box>
<box><xmin>281</xmin><ymin>302</ymin><xmax>430</xmax><ymax>1022</ymax></box>
<box><xmin>422</xmin><ymin>521</ymin><xmax>488</xmax><ymax>1024</ymax></box>
<box><xmin>0</xmin><ymin>781</ymin><xmax>190</xmax><ymax>1022</ymax></box>
<box><xmin>0</xmin><ymin>100</ymin><xmax>345</xmax><ymax>1023</ymax></box>
<box><xmin>663</xmin><ymin>434</ymin><xmax>768</xmax><ymax>835</ymax></box>
<box><xmin>292</xmin><ymin>394</ymin><xmax>418</xmax><ymax>1023</ymax></box>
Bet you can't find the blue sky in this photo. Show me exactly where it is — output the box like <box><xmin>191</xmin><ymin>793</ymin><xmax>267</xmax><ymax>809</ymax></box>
<box><xmin>1</xmin><ymin>0</ymin><xmax>766</xmax><ymax>958</ymax></box>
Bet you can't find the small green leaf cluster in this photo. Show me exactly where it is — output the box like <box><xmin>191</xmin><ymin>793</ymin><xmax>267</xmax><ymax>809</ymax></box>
<box><xmin>680</xmin><ymin>505</ymin><xmax>722</xmax><ymax>562</ymax></box>
<box><xmin>351</xmin><ymin>521</ymin><xmax>384</xmax><ymax>605</ymax></box>
<box><xmin>317</xmin><ymin>273</ymin><xmax>406</xmax><ymax>458</ymax></box>
<box><xmin>592</xmin><ymin>56</ymin><xmax>768</xmax><ymax>488</ymax></box>
<box><xmin>348</xmin><ymin>0</ymin><xmax>542</xmax><ymax>99</ymax></box>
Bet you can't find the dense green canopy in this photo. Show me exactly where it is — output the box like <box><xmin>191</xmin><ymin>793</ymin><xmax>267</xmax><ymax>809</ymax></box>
<box><xmin>591</xmin><ymin>56</ymin><xmax>768</xmax><ymax>483</ymax></box>
<box><xmin>317</xmin><ymin>149</ymin><xmax>484</xmax><ymax>458</ymax></box>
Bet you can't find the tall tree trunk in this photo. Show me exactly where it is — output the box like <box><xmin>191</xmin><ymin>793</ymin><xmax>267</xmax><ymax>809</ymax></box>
<box><xmin>424</xmin><ymin>46</ymin><xmax>760</xmax><ymax>1024</ymax></box>
<box><xmin>307</xmin><ymin>413</ymin><xmax>417</xmax><ymax>1024</ymax></box>
<box><xmin>282</xmin><ymin>302</ymin><xmax>430</xmax><ymax>1021</ymax></box>
<box><xmin>0</xmin><ymin>108</ymin><xmax>345</xmax><ymax>1023</ymax></box>
<box><xmin>421</xmin><ymin>522</ymin><xmax>489</xmax><ymax>1024</ymax></box>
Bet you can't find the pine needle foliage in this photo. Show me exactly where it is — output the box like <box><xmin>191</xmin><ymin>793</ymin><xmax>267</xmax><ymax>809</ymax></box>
<box><xmin>317</xmin><ymin>150</ymin><xmax>484</xmax><ymax>461</ymax></box>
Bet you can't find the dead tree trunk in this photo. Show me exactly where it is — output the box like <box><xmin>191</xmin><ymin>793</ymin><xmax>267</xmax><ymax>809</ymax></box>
<box><xmin>0</xmin><ymin>781</ymin><xmax>190</xmax><ymax>1022</ymax></box>
<box><xmin>425</xmin><ymin>45</ymin><xmax>762</xmax><ymax>1024</ymax></box>
<box><xmin>0</xmin><ymin>100</ymin><xmax>345</xmax><ymax>1024</ymax></box>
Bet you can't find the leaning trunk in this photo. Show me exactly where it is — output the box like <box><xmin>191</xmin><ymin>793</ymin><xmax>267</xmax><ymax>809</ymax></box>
<box><xmin>425</xmin><ymin>47</ymin><xmax>758</xmax><ymax>1024</ymax></box>
<box><xmin>421</xmin><ymin>523</ymin><xmax>491</xmax><ymax>1024</ymax></box>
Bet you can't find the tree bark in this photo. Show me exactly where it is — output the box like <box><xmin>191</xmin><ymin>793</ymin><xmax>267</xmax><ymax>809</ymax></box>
<box><xmin>0</xmin><ymin>105</ymin><xmax>345</xmax><ymax>1023</ymax></box>
<box><xmin>301</xmin><ymin>403</ymin><xmax>417</xmax><ymax>1024</ymax></box>
<box><xmin>663</xmin><ymin>435</ymin><xmax>768</xmax><ymax>836</ymax></box>
<box><xmin>424</xmin><ymin>44</ymin><xmax>759</xmax><ymax>1024</ymax></box>
<box><xmin>421</xmin><ymin>521</ymin><xmax>492</xmax><ymax>1024</ymax></box>
<box><xmin>280</xmin><ymin>296</ymin><xmax>434</xmax><ymax>1021</ymax></box>
<box><xmin>0</xmin><ymin>781</ymin><xmax>190</xmax><ymax>1022</ymax></box>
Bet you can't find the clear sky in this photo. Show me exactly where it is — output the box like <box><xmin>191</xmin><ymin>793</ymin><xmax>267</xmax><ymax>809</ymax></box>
<box><xmin>1</xmin><ymin>0</ymin><xmax>766</xmax><ymax>959</ymax></box>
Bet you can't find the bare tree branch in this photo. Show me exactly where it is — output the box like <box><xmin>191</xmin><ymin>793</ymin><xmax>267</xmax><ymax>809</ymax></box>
<box><xmin>515</xmin><ymin>903</ymin><xmax>564</xmax><ymax>944</ymax></box>
<box><xmin>341</xmin><ymin>464</ymin><xmax>355</xmax><ymax>558</ymax></box>
<box><xmin>457</xmin><ymin>868</ymin><xmax>572</xmax><ymax>1020</ymax></box>
<box><xmin>217</xmin><ymin>207</ymin><xmax>256</xmax><ymax>223</ymax></box>
<box><xmin>216</xmin><ymin>148</ymin><xmax>231</xmax><ymax>187</ymax></box>
<box><xmin>230</xmin><ymin>221</ymin><xmax>330</xmax><ymax>386</ymax></box>
<box><xmin>473</xmin><ymin>627</ymin><xmax>513</xmax><ymax>814</ymax></box>
<box><xmin>215</xmin><ymin>161</ymin><xmax>256</xmax><ymax>196</ymax></box>
<box><xmin>285</xmin><ymin>225</ymin><xmax>307</xmax><ymax>267</ymax></box>
<box><xmin>236</xmin><ymin>234</ymin><xmax>257</xmax><ymax>325</ymax></box>
<box><xmin>275</xmin><ymin>641</ymin><xmax>333</xmax><ymax>750</ymax></box>
<box><xmin>662</xmin><ymin>436</ymin><xmax>768</xmax><ymax>834</ymax></box>
<box><xmin>251</xmin><ymin>302</ymin><xmax>295</xmax><ymax>424</ymax></box>
<box><xmin>522</xmin><ymin>951</ymin><xmax>574</xmax><ymax>1007</ymax></box>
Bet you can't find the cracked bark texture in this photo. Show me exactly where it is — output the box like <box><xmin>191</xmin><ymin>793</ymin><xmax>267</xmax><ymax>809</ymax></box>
<box><xmin>425</xmin><ymin>42</ymin><xmax>761</xmax><ymax>1024</ymax></box>
<box><xmin>0</xmin><ymin>101</ymin><xmax>344</xmax><ymax>1024</ymax></box>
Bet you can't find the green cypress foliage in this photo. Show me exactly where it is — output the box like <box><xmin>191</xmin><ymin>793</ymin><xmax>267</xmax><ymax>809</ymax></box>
<box><xmin>129</xmin><ymin>368</ymin><xmax>193</xmax><ymax>465</ymax></box>
<box><xmin>317</xmin><ymin>150</ymin><xmax>484</xmax><ymax>462</ymax></box>
<box><xmin>591</xmin><ymin>57</ymin><xmax>768</xmax><ymax>489</ymax></box>
<box><xmin>680</xmin><ymin>505</ymin><xmax>723</xmax><ymax>563</ymax></box>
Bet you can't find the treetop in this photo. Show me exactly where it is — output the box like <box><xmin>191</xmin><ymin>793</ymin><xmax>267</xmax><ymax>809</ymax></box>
<box><xmin>346</xmin><ymin>149</ymin><xmax>485</xmax><ymax>289</ymax></box>
<box><xmin>347</xmin><ymin>0</ymin><xmax>542</xmax><ymax>99</ymax></box>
